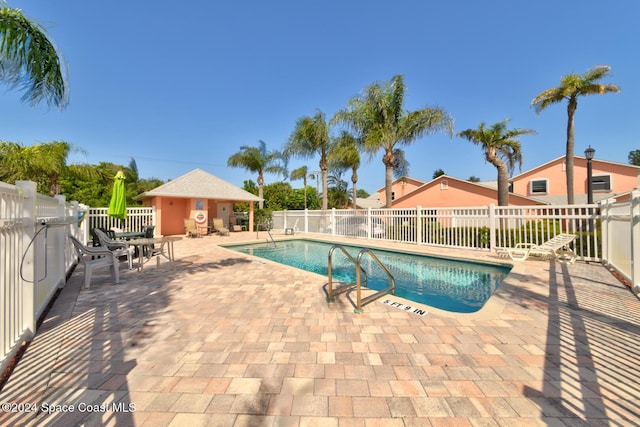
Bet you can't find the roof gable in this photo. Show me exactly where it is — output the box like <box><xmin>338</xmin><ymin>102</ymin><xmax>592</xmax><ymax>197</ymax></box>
<box><xmin>374</xmin><ymin>176</ymin><xmax>427</xmax><ymax>194</ymax></box>
<box><xmin>512</xmin><ymin>155</ymin><xmax>640</xmax><ymax>180</ymax></box>
<box><xmin>136</xmin><ymin>168</ymin><xmax>262</xmax><ymax>202</ymax></box>
<box><xmin>393</xmin><ymin>175</ymin><xmax>544</xmax><ymax>205</ymax></box>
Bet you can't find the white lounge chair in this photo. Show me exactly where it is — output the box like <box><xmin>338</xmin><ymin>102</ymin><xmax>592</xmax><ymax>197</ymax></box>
<box><xmin>499</xmin><ymin>233</ymin><xmax>578</xmax><ymax>264</ymax></box>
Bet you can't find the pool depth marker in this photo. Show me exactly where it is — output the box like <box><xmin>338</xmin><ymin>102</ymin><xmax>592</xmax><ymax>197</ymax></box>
<box><xmin>381</xmin><ymin>299</ymin><xmax>427</xmax><ymax>316</ymax></box>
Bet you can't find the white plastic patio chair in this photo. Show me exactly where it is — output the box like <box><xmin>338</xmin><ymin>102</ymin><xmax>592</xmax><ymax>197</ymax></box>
<box><xmin>69</xmin><ymin>235</ymin><xmax>120</xmax><ymax>289</ymax></box>
<box><xmin>93</xmin><ymin>228</ymin><xmax>134</xmax><ymax>269</ymax></box>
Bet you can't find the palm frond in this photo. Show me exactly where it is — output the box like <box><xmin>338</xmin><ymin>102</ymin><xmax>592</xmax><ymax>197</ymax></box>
<box><xmin>0</xmin><ymin>7</ymin><xmax>68</xmax><ymax>108</ymax></box>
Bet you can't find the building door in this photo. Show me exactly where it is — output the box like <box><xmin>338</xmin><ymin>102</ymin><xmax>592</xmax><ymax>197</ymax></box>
<box><xmin>217</xmin><ymin>203</ymin><xmax>232</xmax><ymax>228</ymax></box>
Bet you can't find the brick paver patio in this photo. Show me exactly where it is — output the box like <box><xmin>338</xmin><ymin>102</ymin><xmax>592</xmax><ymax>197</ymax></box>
<box><xmin>1</xmin><ymin>231</ymin><xmax>638</xmax><ymax>426</ymax></box>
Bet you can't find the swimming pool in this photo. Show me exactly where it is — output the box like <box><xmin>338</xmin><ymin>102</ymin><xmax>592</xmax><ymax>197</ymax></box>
<box><xmin>225</xmin><ymin>239</ymin><xmax>511</xmax><ymax>313</ymax></box>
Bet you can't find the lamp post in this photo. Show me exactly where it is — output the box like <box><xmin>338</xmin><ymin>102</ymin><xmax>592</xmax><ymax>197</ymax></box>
<box><xmin>585</xmin><ymin>145</ymin><xmax>595</xmax><ymax>231</ymax></box>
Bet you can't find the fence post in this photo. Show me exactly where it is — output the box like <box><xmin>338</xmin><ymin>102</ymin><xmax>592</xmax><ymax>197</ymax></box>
<box><xmin>54</xmin><ymin>194</ymin><xmax>67</xmax><ymax>288</ymax></box>
<box><xmin>15</xmin><ymin>180</ymin><xmax>37</xmax><ymax>338</ymax></box>
<box><xmin>304</xmin><ymin>209</ymin><xmax>308</xmax><ymax>233</ymax></box>
<box><xmin>151</xmin><ymin>205</ymin><xmax>157</xmax><ymax>229</ymax></box>
<box><xmin>416</xmin><ymin>206</ymin><xmax>422</xmax><ymax>245</ymax></box>
<box><xmin>631</xmin><ymin>190</ymin><xmax>640</xmax><ymax>294</ymax></box>
<box><xmin>330</xmin><ymin>208</ymin><xmax>336</xmax><ymax>236</ymax></box>
<box><xmin>599</xmin><ymin>199</ymin><xmax>611</xmax><ymax>265</ymax></box>
<box><xmin>489</xmin><ymin>204</ymin><xmax>496</xmax><ymax>250</ymax></box>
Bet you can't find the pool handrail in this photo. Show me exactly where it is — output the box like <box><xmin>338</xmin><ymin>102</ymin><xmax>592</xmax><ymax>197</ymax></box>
<box><xmin>327</xmin><ymin>245</ymin><xmax>367</xmax><ymax>302</ymax></box>
<box><xmin>355</xmin><ymin>248</ymin><xmax>396</xmax><ymax>313</ymax></box>
<box><xmin>327</xmin><ymin>245</ymin><xmax>396</xmax><ymax>313</ymax></box>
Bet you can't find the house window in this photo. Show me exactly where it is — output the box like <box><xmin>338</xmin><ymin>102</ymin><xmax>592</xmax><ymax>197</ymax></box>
<box><xmin>391</xmin><ymin>191</ymin><xmax>395</xmax><ymax>201</ymax></box>
<box><xmin>508</xmin><ymin>182</ymin><xmax>514</xmax><ymax>193</ymax></box>
<box><xmin>591</xmin><ymin>175</ymin><xmax>611</xmax><ymax>192</ymax></box>
<box><xmin>530</xmin><ymin>179</ymin><xmax>548</xmax><ymax>194</ymax></box>
<box><xmin>440</xmin><ymin>180</ymin><xmax>448</xmax><ymax>190</ymax></box>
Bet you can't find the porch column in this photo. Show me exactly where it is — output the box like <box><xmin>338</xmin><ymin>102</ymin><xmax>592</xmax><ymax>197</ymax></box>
<box><xmin>249</xmin><ymin>201</ymin><xmax>254</xmax><ymax>232</ymax></box>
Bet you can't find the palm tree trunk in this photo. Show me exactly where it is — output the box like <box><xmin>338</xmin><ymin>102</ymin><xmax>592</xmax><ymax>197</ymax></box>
<box><xmin>383</xmin><ymin>150</ymin><xmax>394</xmax><ymax>208</ymax></box>
<box><xmin>303</xmin><ymin>176</ymin><xmax>307</xmax><ymax>210</ymax></box>
<box><xmin>566</xmin><ymin>97</ymin><xmax>577</xmax><ymax>205</ymax></box>
<box><xmin>496</xmin><ymin>162</ymin><xmax>510</xmax><ymax>206</ymax></box>
<box><xmin>320</xmin><ymin>158</ymin><xmax>328</xmax><ymax>210</ymax></box>
<box><xmin>257</xmin><ymin>172</ymin><xmax>264</xmax><ymax>209</ymax></box>
<box><xmin>351</xmin><ymin>169</ymin><xmax>358</xmax><ymax>210</ymax></box>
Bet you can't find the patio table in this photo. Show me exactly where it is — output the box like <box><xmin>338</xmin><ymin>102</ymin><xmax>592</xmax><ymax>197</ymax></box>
<box><xmin>115</xmin><ymin>231</ymin><xmax>145</xmax><ymax>240</ymax></box>
<box><xmin>128</xmin><ymin>236</ymin><xmax>182</xmax><ymax>271</ymax></box>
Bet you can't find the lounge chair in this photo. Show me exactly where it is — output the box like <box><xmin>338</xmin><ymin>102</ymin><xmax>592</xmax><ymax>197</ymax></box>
<box><xmin>212</xmin><ymin>218</ymin><xmax>229</xmax><ymax>236</ymax></box>
<box><xmin>93</xmin><ymin>228</ymin><xmax>134</xmax><ymax>269</ymax></box>
<box><xmin>68</xmin><ymin>235</ymin><xmax>120</xmax><ymax>289</ymax></box>
<box><xmin>499</xmin><ymin>233</ymin><xmax>577</xmax><ymax>264</ymax></box>
<box><xmin>184</xmin><ymin>219</ymin><xmax>202</xmax><ymax>238</ymax></box>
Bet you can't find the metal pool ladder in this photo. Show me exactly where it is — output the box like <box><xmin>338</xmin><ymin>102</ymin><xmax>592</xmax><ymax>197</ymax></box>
<box><xmin>327</xmin><ymin>245</ymin><xmax>396</xmax><ymax>313</ymax></box>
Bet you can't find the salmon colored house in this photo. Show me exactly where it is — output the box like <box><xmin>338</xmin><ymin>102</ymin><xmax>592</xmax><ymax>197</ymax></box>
<box><xmin>135</xmin><ymin>168</ymin><xmax>262</xmax><ymax>236</ymax></box>
<box><xmin>368</xmin><ymin>155</ymin><xmax>640</xmax><ymax>208</ymax></box>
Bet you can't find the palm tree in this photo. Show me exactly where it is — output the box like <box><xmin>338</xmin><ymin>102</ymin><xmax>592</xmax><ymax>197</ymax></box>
<box><xmin>328</xmin><ymin>130</ymin><xmax>360</xmax><ymax>209</ymax></box>
<box><xmin>290</xmin><ymin>165</ymin><xmax>310</xmax><ymax>209</ymax></box>
<box><xmin>531</xmin><ymin>65</ymin><xmax>619</xmax><ymax>204</ymax></box>
<box><xmin>0</xmin><ymin>6</ymin><xmax>68</xmax><ymax>108</ymax></box>
<box><xmin>457</xmin><ymin>119</ymin><xmax>536</xmax><ymax>206</ymax></box>
<box><xmin>333</xmin><ymin>74</ymin><xmax>454</xmax><ymax>208</ymax></box>
<box><xmin>285</xmin><ymin>110</ymin><xmax>333</xmax><ymax>210</ymax></box>
<box><xmin>0</xmin><ymin>140</ymin><xmax>93</xmax><ymax>196</ymax></box>
<box><xmin>327</xmin><ymin>170</ymin><xmax>349</xmax><ymax>208</ymax></box>
<box><xmin>227</xmin><ymin>140</ymin><xmax>286</xmax><ymax>209</ymax></box>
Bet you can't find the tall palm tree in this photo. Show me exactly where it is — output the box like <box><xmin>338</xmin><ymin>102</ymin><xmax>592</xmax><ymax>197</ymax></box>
<box><xmin>285</xmin><ymin>110</ymin><xmax>333</xmax><ymax>210</ymax></box>
<box><xmin>227</xmin><ymin>140</ymin><xmax>286</xmax><ymax>209</ymax></box>
<box><xmin>457</xmin><ymin>119</ymin><xmax>536</xmax><ymax>206</ymax></box>
<box><xmin>328</xmin><ymin>130</ymin><xmax>360</xmax><ymax>209</ymax></box>
<box><xmin>531</xmin><ymin>65</ymin><xmax>619</xmax><ymax>204</ymax></box>
<box><xmin>290</xmin><ymin>165</ymin><xmax>310</xmax><ymax>209</ymax></box>
<box><xmin>0</xmin><ymin>6</ymin><xmax>68</xmax><ymax>108</ymax></box>
<box><xmin>333</xmin><ymin>74</ymin><xmax>454</xmax><ymax>208</ymax></box>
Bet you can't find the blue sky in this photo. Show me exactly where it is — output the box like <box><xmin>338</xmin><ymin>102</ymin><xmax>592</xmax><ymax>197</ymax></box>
<box><xmin>1</xmin><ymin>1</ymin><xmax>638</xmax><ymax>194</ymax></box>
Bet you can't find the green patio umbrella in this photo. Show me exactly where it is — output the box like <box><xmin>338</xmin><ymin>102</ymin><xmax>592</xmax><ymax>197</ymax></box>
<box><xmin>108</xmin><ymin>171</ymin><xmax>127</xmax><ymax>220</ymax></box>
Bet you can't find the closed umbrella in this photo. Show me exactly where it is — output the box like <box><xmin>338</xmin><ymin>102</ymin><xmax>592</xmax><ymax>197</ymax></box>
<box><xmin>108</xmin><ymin>171</ymin><xmax>127</xmax><ymax>220</ymax></box>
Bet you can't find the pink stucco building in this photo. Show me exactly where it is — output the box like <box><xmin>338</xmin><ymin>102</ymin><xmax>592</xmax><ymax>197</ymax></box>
<box><xmin>366</xmin><ymin>155</ymin><xmax>640</xmax><ymax>208</ymax></box>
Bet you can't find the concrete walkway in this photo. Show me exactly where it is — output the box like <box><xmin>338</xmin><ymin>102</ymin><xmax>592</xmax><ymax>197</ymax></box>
<box><xmin>1</xmin><ymin>232</ymin><xmax>639</xmax><ymax>426</ymax></box>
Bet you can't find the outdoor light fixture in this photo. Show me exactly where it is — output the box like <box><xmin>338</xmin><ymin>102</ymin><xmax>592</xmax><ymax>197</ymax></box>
<box><xmin>585</xmin><ymin>145</ymin><xmax>595</xmax><ymax>161</ymax></box>
<box><xmin>585</xmin><ymin>146</ymin><xmax>595</xmax><ymax>231</ymax></box>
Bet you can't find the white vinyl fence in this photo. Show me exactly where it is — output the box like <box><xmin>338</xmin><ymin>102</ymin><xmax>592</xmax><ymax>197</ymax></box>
<box><xmin>600</xmin><ymin>190</ymin><xmax>640</xmax><ymax>293</ymax></box>
<box><xmin>0</xmin><ymin>180</ymin><xmax>157</xmax><ymax>372</ymax></box>
<box><xmin>87</xmin><ymin>207</ymin><xmax>155</xmax><ymax>236</ymax></box>
<box><xmin>273</xmin><ymin>203</ymin><xmax>602</xmax><ymax>260</ymax></box>
<box><xmin>0</xmin><ymin>181</ymin><xmax>85</xmax><ymax>373</ymax></box>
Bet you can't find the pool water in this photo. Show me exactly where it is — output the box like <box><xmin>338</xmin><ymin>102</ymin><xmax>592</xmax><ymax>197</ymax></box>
<box><xmin>225</xmin><ymin>239</ymin><xmax>511</xmax><ymax>313</ymax></box>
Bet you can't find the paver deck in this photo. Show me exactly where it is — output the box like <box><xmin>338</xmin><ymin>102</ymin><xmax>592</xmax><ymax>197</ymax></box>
<box><xmin>1</xmin><ymin>231</ymin><xmax>639</xmax><ymax>426</ymax></box>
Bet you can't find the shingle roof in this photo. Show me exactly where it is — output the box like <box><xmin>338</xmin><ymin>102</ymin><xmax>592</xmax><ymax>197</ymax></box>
<box><xmin>135</xmin><ymin>168</ymin><xmax>262</xmax><ymax>202</ymax></box>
